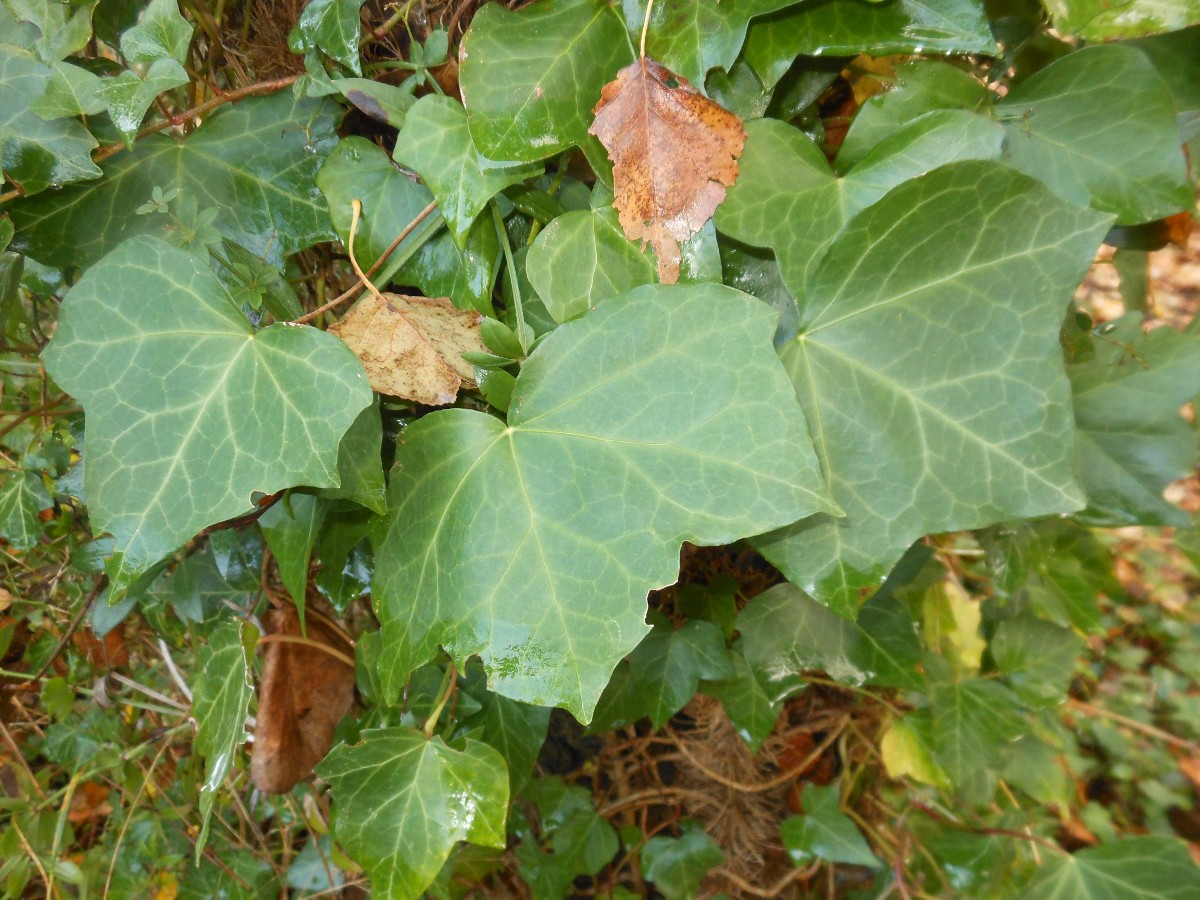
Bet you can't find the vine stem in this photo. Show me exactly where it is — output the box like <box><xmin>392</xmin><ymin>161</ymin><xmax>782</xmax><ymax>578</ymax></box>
<box><xmin>423</xmin><ymin>665</ymin><xmax>458</xmax><ymax>738</ymax></box>
<box><xmin>255</xmin><ymin>634</ymin><xmax>355</xmax><ymax>669</ymax></box>
<box><xmin>639</xmin><ymin>0</ymin><xmax>655</xmax><ymax>58</ymax></box>
<box><xmin>293</xmin><ymin>199</ymin><xmax>437</xmax><ymax>325</ymax></box>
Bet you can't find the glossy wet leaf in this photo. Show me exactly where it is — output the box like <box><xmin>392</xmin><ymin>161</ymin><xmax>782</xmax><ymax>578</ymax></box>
<box><xmin>395</xmin><ymin>96</ymin><xmax>542</xmax><ymax>248</ymax></box>
<box><xmin>590</xmin><ymin>57</ymin><xmax>745</xmax><ymax>283</ymax></box>
<box><xmin>371</xmin><ymin>284</ymin><xmax>836</xmax><ymax>721</ymax></box>
<box><xmin>96</xmin><ymin>58</ymin><xmax>189</xmax><ymax>146</ymax></box>
<box><xmin>4</xmin><ymin>0</ymin><xmax>95</xmax><ymax>64</ymax></box>
<box><xmin>744</xmin><ymin>161</ymin><xmax>1110</xmax><ymax>615</ymax></box>
<box><xmin>328</xmin><ymin>292</ymin><xmax>487</xmax><ymax>406</ymax></box>
<box><xmin>0</xmin><ymin>469</ymin><xmax>51</xmax><ymax>550</ymax></box>
<box><xmin>782</xmin><ymin>783</ymin><xmax>879</xmax><ymax>868</ymax></box>
<box><xmin>28</xmin><ymin>60</ymin><xmax>104</xmax><ymax>120</ymax></box>
<box><xmin>741</xmin><ymin>0</ymin><xmax>997</xmax><ymax>61</ymax></box>
<box><xmin>1068</xmin><ymin>314</ymin><xmax>1200</xmax><ymax>527</ymax></box>
<box><xmin>119</xmin><ymin>0</ymin><xmax>193</xmax><ymax>65</ymax></box>
<box><xmin>318</xmin><ymin>728</ymin><xmax>509</xmax><ymax>900</ymax></box>
<box><xmin>10</xmin><ymin>92</ymin><xmax>338</xmax><ymax>267</ymax></box>
<box><xmin>996</xmin><ymin>45</ymin><xmax>1192</xmax><ymax>225</ymax></box>
<box><xmin>192</xmin><ymin>619</ymin><xmax>255</xmax><ymax>856</ymax></box>
<box><xmin>642</xmin><ymin>820</ymin><xmax>725</xmax><ymax>899</ymax></box>
<box><xmin>700</xmin><ymin>649</ymin><xmax>779</xmax><ymax>752</ymax></box>
<box><xmin>717</xmin><ymin>113</ymin><xmax>1004</xmax><ymax>297</ymax></box>
<box><xmin>459</xmin><ymin>0</ymin><xmax>633</xmax><ymax>163</ymax></box>
<box><xmin>289</xmin><ymin>0</ymin><xmax>364</xmax><ymax>74</ymax></box>
<box><xmin>526</xmin><ymin>207</ymin><xmax>655</xmax><ymax>323</ymax></box>
<box><xmin>1043</xmin><ymin>0</ymin><xmax>1200</xmax><ymax>39</ymax></box>
<box><xmin>1025</xmin><ymin>837</ymin><xmax>1198</xmax><ymax>898</ymax></box>
<box><xmin>0</xmin><ymin>45</ymin><xmax>100</xmax><ymax>196</ymax></box>
<box><xmin>41</xmin><ymin>236</ymin><xmax>371</xmax><ymax>597</ymax></box>
<box><xmin>317</xmin><ymin>137</ymin><xmax>498</xmax><ymax>312</ymax></box>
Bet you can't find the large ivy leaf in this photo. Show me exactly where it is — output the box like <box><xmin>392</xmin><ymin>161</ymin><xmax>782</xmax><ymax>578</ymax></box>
<box><xmin>192</xmin><ymin>619</ymin><xmax>256</xmax><ymax>856</ymax></box>
<box><xmin>372</xmin><ymin>284</ymin><xmax>836</xmax><ymax>721</ymax></box>
<box><xmin>0</xmin><ymin>44</ymin><xmax>101</xmax><ymax>196</ymax></box>
<box><xmin>41</xmin><ymin>236</ymin><xmax>372</xmax><ymax>597</ymax></box>
<box><xmin>737</xmin><ymin>583</ymin><xmax>923</xmax><ymax>700</ymax></box>
<box><xmin>717</xmin><ymin>112</ymin><xmax>1004</xmax><ymax>297</ymax></box>
<box><xmin>10</xmin><ymin>92</ymin><xmax>338</xmax><ymax>268</ymax></box>
<box><xmin>1068</xmin><ymin>314</ymin><xmax>1200</xmax><ymax>527</ymax></box>
<box><xmin>1042</xmin><ymin>0</ymin><xmax>1200</xmax><ymax>40</ymax></box>
<box><xmin>744</xmin><ymin>161</ymin><xmax>1110</xmax><ymax>614</ymax></box>
<box><xmin>0</xmin><ymin>468</ymin><xmax>51</xmax><ymax>549</ymax></box>
<box><xmin>781</xmin><ymin>783</ymin><xmax>879</xmax><ymax>868</ymax></box>
<box><xmin>459</xmin><ymin>0</ymin><xmax>633</xmax><ymax>164</ymax></box>
<box><xmin>394</xmin><ymin>95</ymin><xmax>542</xmax><ymax>248</ymax></box>
<box><xmin>739</xmin><ymin>0</ymin><xmax>997</xmax><ymax>65</ymax></box>
<box><xmin>620</xmin><ymin>0</ymin><xmax>799</xmax><ymax>88</ymax></box>
<box><xmin>1024</xmin><ymin>837</ymin><xmax>1199</xmax><ymax>898</ymax></box>
<box><xmin>526</xmin><ymin>207</ymin><xmax>655</xmax><ymax>323</ymax></box>
<box><xmin>317</xmin><ymin>137</ymin><xmax>498</xmax><ymax>313</ymax></box>
<box><xmin>996</xmin><ymin>45</ymin><xmax>1192</xmax><ymax>225</ymax></box>
<box><xmin>318</xmin><ymin>728</ymin><xmax>509</xmax><ymax>900</ymax></box>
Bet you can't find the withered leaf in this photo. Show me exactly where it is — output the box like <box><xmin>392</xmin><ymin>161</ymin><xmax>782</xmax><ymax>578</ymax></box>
<box><xmin>328</xmin><ymin>292</ymin><xmax>488</xmax><ymax>406</ymax></box>
<box><xmin>589</xmin><ymin>58</ymin><xmax>746</xmax><ymax>284</ymax></box>
<box><xmin>251</xmin><ymin>605</ymin><xmax>356</xmax><ymax>794</ymax></box>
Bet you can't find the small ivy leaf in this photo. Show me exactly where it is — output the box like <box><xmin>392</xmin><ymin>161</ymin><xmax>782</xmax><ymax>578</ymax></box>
<box><xmin>259</xmin><ymin>493</ymin><xmax>328</xmax><ymax>623</ymax></box>
<box><xmin>0</xmin><ymin>469</ymin><xmax>52</xmax><ymax>550</ymax></box>
<box><xmin>40</xmin><ymin>235</ymin><xmax>371</xmax><ymax>598</ymax></box>
<box><xmin>372</xmin><ymin>283</ymin><xmax>836</xmax><ymax>721</ymax></box>
<box><xmin>700</xmin><ymin>648</ymin><xmax>779</xmax><ymax>752</ymax></box>
<box><xmin>589</xmin><ymin>57</ymin><xmax>745</xmax><ymax>284</ymax></box>
<box><xmin>4</xmin><ymin>0</ymin><xmax>97</xmax><ymax>64</ymax></box>
<box><xmin>318</xmin><ymin>728</ymin><xmax>509</xmax><ymax>899</ymax></box>
<box><xmin>288</xmin><ymin>0</ymin><xmax>365</xmax><ymax>75</ymax></box>
<box><xmin>1024</xmin><ymin>836</ymin><xmax>1199</xmax><ymax>898</ymax></box>
<box><xmin>781</xmin><ymin>784</ymin><xmax>880</xmax><ymax>868</ymax></box>
<box><xmin>96</xmin><ymin>58</ymin><xmax>189</xmax><ymax>147</ymax></box>
<box><xmin>991</xmin><ymin>614</ymin><xmax>1082</xmax><ymax>709</ymax></box>
<box><xmin>879</xmin><ymin>711</ymin><xmax>952</xmax><ymax>790</ymax></box>
<box><xmin>927</xmin><ymin>663</ymin><xmax>1027</xmax><ymax>790</ymax></box>
<box><xmin>119</xmin><ymin>0</ymin><xmax>194</xmax><ymax>66</ymax></box>
<box><xmin>328</xmin><ymin>292</ymin><xmax>489</xmax><ymax>406</ymax></box>
<box><xmin>333</xmin><ymin>77</ymin><xmax>415</xmax><ymax>128</ymax></box>
<box><xmin>642</xmin><ymin>820</ymin><xmax>725</xmax><ymax>900</ymax></box>
<box><xmin>192</xmin><ymin>619</ymin><xmax>256</xmax><ymax>858</ymax></box>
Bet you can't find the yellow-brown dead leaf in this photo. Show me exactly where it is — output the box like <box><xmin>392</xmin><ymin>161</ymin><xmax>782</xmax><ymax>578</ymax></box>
<box><xmin>328</xmin><ymin>292</ymin><xmax>487</xmax><ymax>406</ymax></box>
<box><xmin>589</xmin><ymin>57</ymin><xmax>745</xmax><ymax>284</ymax></box>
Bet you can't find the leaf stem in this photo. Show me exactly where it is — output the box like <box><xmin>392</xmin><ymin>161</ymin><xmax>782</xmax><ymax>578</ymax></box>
<box><xmin>639</xmin><ymin>0</ymin><xmax>655</xmax><ymax>58</ymax></box>
<box><xmin>491</xmin><ymin>200</ymin><xmax>530</xmax><ymax>356</ymax></box>
<box><xmin>423</xmin><ymin>665</ymin><xmax>458</xmax><ymax>738</ymax></box>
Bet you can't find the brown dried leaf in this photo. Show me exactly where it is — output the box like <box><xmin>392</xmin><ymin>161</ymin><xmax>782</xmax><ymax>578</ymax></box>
<box><xmin>251</xmin><ymin>605</ymin><xmax>356</xmax><ymax>794</ymax></box>
<box><xmin>328</xmin><ymin>292</ymin><xmax>488</xmax><ymax>406</ymax></box>
<box><xmin>589</xmin><ymin>57</ymin><xmax>745</xmax><ymax>284</ymax></box>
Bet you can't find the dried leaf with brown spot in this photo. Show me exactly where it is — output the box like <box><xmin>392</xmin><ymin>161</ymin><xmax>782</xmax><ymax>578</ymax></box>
<box><xmin>250</xmin><ymin>605</ymin><xmax>356</xmax><ymax>794</ymax></box>
<box><xmin>328</xmin><ymin>292</ymin><xmax>488</xmax><ymax>406</ymax></box>
<box><xmin>589</xmin><ymin>58</ymin><xmax>745</xmax><ymax>284</ymax></box>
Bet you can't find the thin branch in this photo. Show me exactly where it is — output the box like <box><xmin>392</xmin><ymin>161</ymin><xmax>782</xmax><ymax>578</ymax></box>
<box><xmin>255</xmin><ymin>634</ymin><xmax>355</xmax><ymax>669</ymax></box>
<box><xmin>1067</xmin><ymin>698</ymin><xmax>1198</xmax><ymax>751</ymax></box>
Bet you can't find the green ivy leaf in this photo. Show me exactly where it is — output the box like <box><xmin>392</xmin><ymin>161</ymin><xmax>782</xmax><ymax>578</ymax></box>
<box><xmin>0</xmin><ymin>469</ymin><xmax>51</xmax><ymax>549</ymax></box>
<box><xmin>318</xmin><ymin>728</ymin><xmax>509</xmax><ymax>900</ymax></box>
<box><xmin>317</xmin><ymin>137</ymin><xmax>499</xmax><ymax>312</ymax></box>
<box><xmin>192</xmin><ymin>619</ymin><xmax>256</xmax><ymax>857</ymax></box>
<box><xmin>744</xmin><ymin>161</ymin><xmax>1111</xmax><ymax>615</ymax></box>
<box><xmin>319</xmin><ymin>399</ymin><xmax>387</xmax><ymax>514</ymax></box>
<box><xmin>3</xmin><ymin>0</ymin><xmax>96</xmax><ymax>64</ymax></box>
<box><xmin>642</xmin><ymin>820</ymin><xmax>725</xmax><ymax>900</ymax></box>
<box><xmin>593</xmin><ymin>618</ymin><xmax>734</xmax><ymax>730</ymax></box>
<box><xmin>1043</xmin><ymin>0</ymin><xmax>1200</xmax><ymax>40</ymax></box>
<box><xmin>991</xmin><ymin>614</ymin><xmax>1081</xmax><ymax>709</ymax></box>
<box><xmin>260</xmin><ymin>493</ymin><xmax>328</xmax><ymax>626</ymax></box>
<box><xmin>1025</xmin><ymin>837</ymin><xmax>1199</xmax><ymax>898</ymax></box>
<box><xmin>41</xmin><ymin>236</ymin><xmax>371</xmax><ymax>597</ymax></box>
<box><xmin>928</xmin><ymin>667</ymin><xmax>1026</xmax><ymax>789</ymax></box>
<box><xmin>372</xmin><ymin>284</ymin><xmax>836</xmax><ymax>721</ymax></box>
<box><xmin>737</xmin><ymin>583</ymin><xmax>923</xmax><ymax>700</ymax></box>
<box><xmin>119</xmin><ymin>0</ymin><xmax>194</xmax><ymax>65</ymax></box>
<box><xmin>1069</xmin><ymin>314</ymin><xmax>1200</xmax><ymax>527</ymax></box>
<box><xmin>458</xmin><ymin>664</ymin><xmax>552</xmax><ymax>795</ymax></box>
<box><xmin>96</xmin><ymin>58</ymin><xmax>189</xmax><ymax>147</ymax></box>
<box><xmin>0</xmin><ymin>45</ymin><xmax>101</xmax><ymax>196</ymax></box>
<box><xmin>620</xmin><ymin>0</ymin><xmax>799</xmax><ymax>88</ymax></box>
<box><xmin>739</xmin><ymin>0</ymin><xmax>997</xmax><ymax>66</ymax></box>
<box><xmin>526</xmin><ymin>207</ymin><xmax>655</xmax><ymax>323</ymax></box>
<box><xmin>460</xmin><ymin>0</ymin><xmax>633</xmax><ymax>164</ymax></box>
<box><xmin>836</xmin><ymin>60</ymin><xmax>991</xmax><ymax>170</ymax></box>
<box><xmin>781</xmin><ymin>783</ymin><xmax>879</xmax><ymax>868</ymax></box>
<box><xmin>700</xmin><ymin>648</ymin><xmax>779</xmax><ymax>752</ymax></box>
<box><xmin>11</xmin><ymin>92</ymin><xmax>338</xmax><ymax>268</ymax></box>
<box><xmin>289</xmin><ymin>0</ymin><xmax>365</xmax><ymax>75</ymax></box>
<box><xmin>997</xmin><ymin>45</ymin><xmax>1192</xmax><ymax>225</ymax></box>
<box><xmin>333</xmin><ymin>76</ymin><xmax>414</xmax><ymax>128</ymax></box>
<box><xmin>29</xmin><ymin>60</ymin><xmax>105</xmax><ymax>120</ymax></box>
<box><xmin>717</xmin><ymin>112</ymin><xmax>1004</xmax><ymax>297</ymax></box>
<box><xmin>394</xmin><ymin>96</ymin><xmax>542</xmax><ymax>248</ymax></box>
<box><xmin>518</xmin><ymin>779</ymin><xmax>619</xmax><ymax>896</ymax></box>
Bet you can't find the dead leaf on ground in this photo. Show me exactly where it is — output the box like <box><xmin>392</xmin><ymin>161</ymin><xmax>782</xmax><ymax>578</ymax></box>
<box><xmin>328</xmin><ymin>292</ymin><xmax>488</xmax><ymax>406</ymax></box>
<box><xmin>589</xmin><ymin>57</ymin><xmax>745</xmax><ymax>284</ymax></box>
<box><xmin>251</xmin><ymin>605</ymin><xmax>356</xmax><ymax>794</ymax></box>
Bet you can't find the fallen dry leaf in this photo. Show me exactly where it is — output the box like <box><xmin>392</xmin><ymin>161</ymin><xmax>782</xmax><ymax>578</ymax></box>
<box><xmin>589</xmin><ymin>57</ymin><xmax>745</xmax><ymax>284</ymax></box>
<box><xmin>251</xmin><ymin>605</ymin><xmax>356</xmax><ymax>794</ymax></box>
<box><xmin>328</xmin><ymin>292</ymin><xmax>487</xmax><ymax>406</ymax></box>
